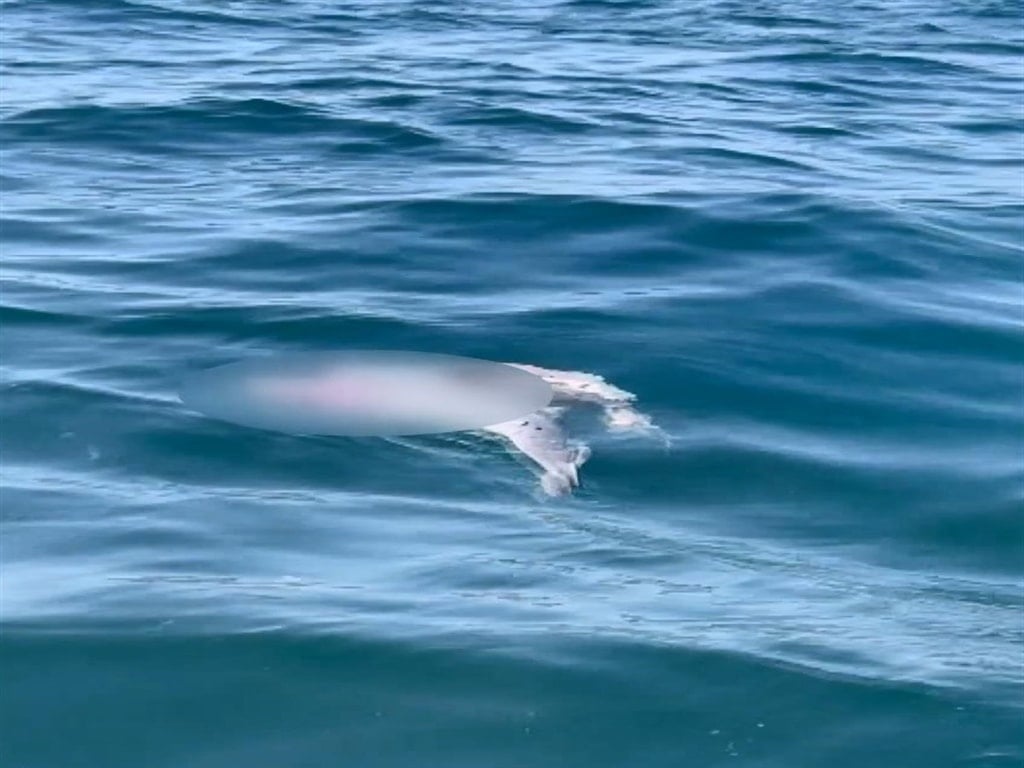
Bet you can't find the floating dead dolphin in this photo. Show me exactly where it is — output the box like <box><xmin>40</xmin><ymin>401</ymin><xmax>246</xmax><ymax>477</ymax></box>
<box><xmin>179</xmin><ymin>351</ymin><xmax>553</xmax><ymax>438</ymax></box>
<box><xmin>179</xmin><ymin>352</ymin><xmax>661</xmax><ymax>496</ymax></box>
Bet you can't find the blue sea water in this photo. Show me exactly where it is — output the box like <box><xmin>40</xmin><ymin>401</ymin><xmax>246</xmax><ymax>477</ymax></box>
<box><xmin>1</xmin><ymin>1</ymin><xmax>1022</xmax><ymax>766</ymax></box>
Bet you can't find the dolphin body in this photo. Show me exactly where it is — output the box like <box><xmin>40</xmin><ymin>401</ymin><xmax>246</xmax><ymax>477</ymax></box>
<box><xmin>484</xmin><ymin>364</ymin><xmax>662</xmax><ymax>495</ymax></box>
<box><xmin>180</xmin><ymin>353</ymin><xmax>659</xmax><ymax>497</ymax></box>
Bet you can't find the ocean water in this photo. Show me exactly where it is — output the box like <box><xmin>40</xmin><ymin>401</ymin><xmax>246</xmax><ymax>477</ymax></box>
<box><xmin>1</xmin><ymin>1</ymin><xmax>1022</xmax><ymax>766</ymax></box>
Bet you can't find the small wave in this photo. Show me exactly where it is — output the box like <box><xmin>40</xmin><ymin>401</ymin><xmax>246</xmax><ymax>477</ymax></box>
<box><xmin>374</xmin><ymin>193</ymin><xmax>689</xmax><ymax>234</ymax></box>
<box><xmin>0</xmin><ymin>302</ymin><xmax>94</xmax><ymax>330</ymax></box>
<box><xmin>734</xmin><ymin>49</ymin><xmax>989</xmax><ymax>78</ymax></box>
<box><xmin>23</xmin><ymin>0</ymin><xmax>279</xmax><ymax>29</ymax></box>
<box><xmin>2</xmin><ymin>99</ymin><xmax>443</xmax><ymax>153</ymax></box>
<box><xmin>446</xmin><ymin>104</ymin><xmax>599</xmax><ymax>134</ymax></box>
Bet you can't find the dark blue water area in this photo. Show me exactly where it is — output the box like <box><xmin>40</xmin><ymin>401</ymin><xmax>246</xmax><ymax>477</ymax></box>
<box><xmin>1</xmin><ymin>1</ymin><xmax>1022</xmax><ymax>766</ymax></box>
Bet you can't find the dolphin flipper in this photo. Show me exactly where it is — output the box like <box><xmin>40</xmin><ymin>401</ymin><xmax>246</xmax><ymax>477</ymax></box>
<box><xmin>484</xmin><ymin>410</ymin><xmax>589</xmax><ymax>495</ymax></box>
<box><xmin>484</xmin><ymin>364</ymin><xmax>662</xmax><ymax>495</ymax></box>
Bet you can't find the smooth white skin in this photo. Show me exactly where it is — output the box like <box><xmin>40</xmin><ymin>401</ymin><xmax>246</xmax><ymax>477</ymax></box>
<box><xmin>245</xmin><ymin>363</ymin><xmax>548</xmax><ymax>433</ymax></box>
<box><xmin>484</xmin><ymin>364</ymin><xmax>663</xmax><ymax>496</ymax></box>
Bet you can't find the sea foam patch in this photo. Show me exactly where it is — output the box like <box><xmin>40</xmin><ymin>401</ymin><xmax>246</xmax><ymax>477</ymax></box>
<box><xmin>178</xmin><ymin>351</ymin><xmax>553</xmax><ymax>437</ymax></box>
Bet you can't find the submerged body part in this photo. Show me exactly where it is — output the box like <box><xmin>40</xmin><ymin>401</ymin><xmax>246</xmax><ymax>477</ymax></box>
<box><xmin>483</xmin><ymin>364</ymin><xmax>663</xmax><ymax>496</ymax></box>
<box><xmin>483</xmin><ymin>409</ymin><xmax>591</xmax><ymax>496</ymax></box>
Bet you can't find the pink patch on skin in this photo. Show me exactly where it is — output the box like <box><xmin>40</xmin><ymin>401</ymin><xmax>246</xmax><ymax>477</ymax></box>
<box><xmin>249</xmin><ymin>374</ymin><xmax>370</xmax><ymax>410</ymax></box>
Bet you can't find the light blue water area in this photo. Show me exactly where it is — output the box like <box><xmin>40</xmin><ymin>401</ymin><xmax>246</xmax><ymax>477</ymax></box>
<box><xmin>1</xmin><ymin>1</ymin><xmax>1022</xmax><ymax>766</ymax></box>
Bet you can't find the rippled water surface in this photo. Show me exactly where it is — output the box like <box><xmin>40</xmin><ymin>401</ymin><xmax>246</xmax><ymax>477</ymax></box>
<box><xmin>2</xmin><ymin>1</ymin><xmax>1022</xmax><ymax>766</ymax></box>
